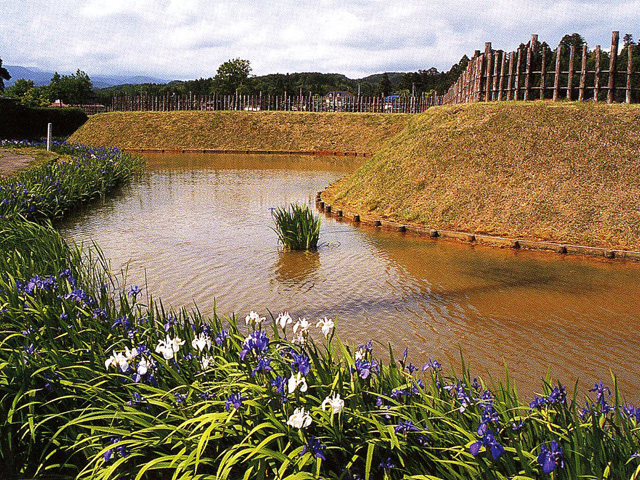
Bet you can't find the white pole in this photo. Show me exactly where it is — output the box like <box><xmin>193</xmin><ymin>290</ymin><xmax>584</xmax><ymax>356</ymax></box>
<box><xmin>46</xmin><ymin>123</ymin><xmax>52</xmax><ymax>151</ymax></box>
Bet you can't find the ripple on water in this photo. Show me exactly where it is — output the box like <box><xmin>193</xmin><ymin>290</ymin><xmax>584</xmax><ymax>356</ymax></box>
<box><xmin>58</xmin><ymin>153</ymin><xmax>640</xmax><ymax>400</ymax></box>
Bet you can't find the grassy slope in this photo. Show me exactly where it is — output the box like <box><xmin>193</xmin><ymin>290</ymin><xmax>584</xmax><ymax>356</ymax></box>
<box><xmin>69</xmin><ymin>110</ymin><xmax>410</xmax><ymax>153</ymax></box>
<box><xmin>323</xmin><ymin>102</ymin><xmax>640</xmax><ymax>250</ymax></box>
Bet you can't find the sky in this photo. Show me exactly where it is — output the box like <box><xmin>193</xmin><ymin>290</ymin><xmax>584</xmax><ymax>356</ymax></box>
<box><xmin>1</xmin><ymin>0</ymin><xmax>639</xmax><ymax>81</ymax></box>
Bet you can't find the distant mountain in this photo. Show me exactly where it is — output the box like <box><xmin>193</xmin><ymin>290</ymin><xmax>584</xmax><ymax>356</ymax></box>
<box><xmin>5</xmin><ymin>65</ymin><xmax>169</xmax><ymax>88</ymax></box>
<box><xmin>91</xmin><ymin>74</ymin><xmax>170</xmax><ymax>89</ymax></box>
<box><xmin>5</xmin><ymin>66</ymin><xmax>53</xmax><ymax>87</ymax></box>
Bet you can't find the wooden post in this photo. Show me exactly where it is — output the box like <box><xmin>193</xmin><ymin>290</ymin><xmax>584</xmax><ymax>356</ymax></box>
<box><xmin>626</xmin><ymin>44</ymin><xmax>634</xmax><ymax>104</ymax></box>
<box><xmin>540</xmin><ymin>46</ymin><xmax>547</xmax><ymax>100</ymax></box>
<box><xmin>594</xmin><ymin>45</ymin><xmax>601</xmax><ymax>101</ymax></box>
<box><xmin>498</xmin><ymin>51</ymin><xmax>506</xmax><ymax>101</ymax></box>
<box><xmin>491</xmin><ymin>52</ymin><xmax>500</xmax><ymax>100</ymax></box>
<box><xmin>567</xmin><ymin>45</ymin><xmax>575</xmax><ymax>100</ymax></box>
<box><xmin>477</xmin><ymin>52</ymin><xmax>484</xmax><ymax>102</ymax></box>
<box><xmin>524</xmin><ymin>45</ymin><xmax>532</xmax><ymax>100</ymax></box>
<box><xmin>524</xmin><ymin>34</ymin><xmax>537</xmax><ymax>100</ymax></box>
<box><xmin>607</xmin><ymin>31</ymin><xmax>619</xmax><ymax>104</ymax></box>
<box><xmin>514</xmin><ymin>47</ymin><xmax>523</xmax><ymax>100</ymax></box>
<box><xmin>507</xmin><ymin>52</ymin><xmax>515</xmax><ymax>101</ymax></box>
<box><xmin>484</xmin><ymin>42</ymin><xmax>492</xmax><ymax>102</ymax></box>
<box><xmin>553</xmin><ymin>45</ymin><xmax>562</xmax><ymax>101</ymax></box>
<box><xmin>578</xmin><ymin>44</ymin><xmax>588</xmax><ymax>101</ymax></box>
<box><xmin>466</xmin><ymin>57</ymin><xmax>473</xmax><ymax>102</ymax></box>
<box><xmin>473</xmin><ymin>50</ymin><xmax>481</xmax><ymax>102</ymax></box>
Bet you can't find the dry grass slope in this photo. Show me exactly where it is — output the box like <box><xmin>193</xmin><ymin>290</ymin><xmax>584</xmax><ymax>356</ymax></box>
<box><xmin>323</xmin><ymin>102</ymin><xmax>640</xmax><ymax>250</ymax></box>
<box><xmin>69</xmin><ymin>111</ymin><xmax>410</xmax><ymax>154</ymax></box>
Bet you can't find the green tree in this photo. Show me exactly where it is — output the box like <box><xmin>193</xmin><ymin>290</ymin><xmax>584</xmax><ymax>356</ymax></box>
<box><xmin>623</xmin><ymin>33</ymin><xmax>634</xmax><ymax>47</ymax></box>
<box><xmin>6</xmin><ymin>79</ymin><xmax>49</xmax><ymax>107</ymax></box>
<box><xmin>0</xmin><ymin>58</ymin><xmax>10</xmax><ymax>92</ymax></box>
<box><xmin>559</xmin><ymin>33</ymin><xmax>586</xmax><ymax>50</ymax></box>
<box><xmin>6</xmin><ymin>78</ymin><xmax>34</xmax><ymax>98</ymax></box>
<box><xmin>376</xmin><ymin>73</ymin><xmax>392</xmax><ymax>96</ymax></box>
<box><xmin>212</xmin><ymin>58</ymin><xmax>252</xmax><ymax>95</ymax></box>
<box><xmin>48</xmin><ymin>70</ymin><xmax>94</xmax><ymax>104</ymax></box>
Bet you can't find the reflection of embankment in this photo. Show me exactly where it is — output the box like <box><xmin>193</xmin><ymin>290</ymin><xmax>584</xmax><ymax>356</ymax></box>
<box><xmin>143</xmin><ymin>153</ymin><xmax>360</xmax><ymax>174</ymax></box>
<box><xmin>350</xmin><ymin>225</ymin><xmax>640</xmax><ymax>398</ymax></box>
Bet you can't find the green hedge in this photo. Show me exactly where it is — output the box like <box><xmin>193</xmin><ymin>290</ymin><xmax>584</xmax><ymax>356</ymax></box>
<box><xmin>0</xmin><ymin>101</ymin><xmax>87</xmax><ymax>139</ymax></box>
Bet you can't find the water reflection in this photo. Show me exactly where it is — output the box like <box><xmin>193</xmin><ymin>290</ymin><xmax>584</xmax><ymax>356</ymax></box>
<box><xmin>274</xmin><ymin>250</ymin><xmax>321</xmax><ymax>286</ymax></box>
<box><xmin>58</xmin><ymin>153</ymin><xmax>640</xmax><ymax>400</ymax></box>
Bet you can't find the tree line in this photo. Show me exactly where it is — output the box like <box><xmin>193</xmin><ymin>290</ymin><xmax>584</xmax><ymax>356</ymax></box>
<box><xmin>94</xmin><ymin>56</ymin><xmax>470</xmax><ymax>105</ymax></box>
<box><xmin>0</xmin><ymin>56</ymin><xmax>471</xmax><ymax>107</ymax></box>
<box><xmin>0</xmin><ymin>66</ymin><xmax>93</xmax><ymax>107</ymax></box>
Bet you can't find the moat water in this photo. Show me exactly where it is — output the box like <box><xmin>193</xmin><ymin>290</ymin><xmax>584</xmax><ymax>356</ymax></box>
<box><xmin>58</xmin><ymin>153</ymin><xmax>640</xmax><ymax>400</ymax></box>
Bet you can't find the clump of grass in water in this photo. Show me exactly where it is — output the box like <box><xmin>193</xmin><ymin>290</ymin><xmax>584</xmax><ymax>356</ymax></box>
<box><xmin>271</xmin><ymin>203</ymin><xmax>321</xmax><ymax>250</ymax></box>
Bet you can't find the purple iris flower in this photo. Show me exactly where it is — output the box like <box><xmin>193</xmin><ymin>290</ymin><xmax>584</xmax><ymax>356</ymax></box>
<box><xmin>353</xmin><ymin>359</ymin><xmax>377</xmax><ymax>379</ymax></box>
<box><xmin>470</xmin><ymin>430</ymin><xmax>504</xmax><ymax>460</ymax></box>
<box><xmin>537</xmin><ymin>440</ymin><xmax>564</xmax><ymax>474</ymax></box>
<box><xmin>530</xmin><ymin>396</ymin><xmax>547</xmax><ymax>410</ymax></box>
<box><xmin>589</xmin><ymin>381</ymin><xmax>613</xmax><ymax>413</ymax></box>
<box><xmin>112</xmin><ymin>316</ymin><xmax>131</xmax><ymax>330</ymax></box>
<box><xmin>271</xmin><ymin>375</ymin><xmax>288</xmax><ymax>401</ymax></box>
<box><xmin>104</xmin><ymin>438</ymin><xmax>129</xmax><ymax>463</ymax></box>
<box><xmin>24</xmin><ymin>344</ymin><xmax>37</xmax><ymax>356</ymax></box>
<box><xmin>546</xmin><ymin>385</ymin><xmax>567</xmax><ymax>406</ymax></box>
<box><xmin>251</xmin><ymin>356</ymin><xmax>273</xmax><ymax>377</ymax></box>
<box><xmin>422</xmin><ymin>358</ymin><xmax>442</xmax><ymax>371</ymax></box>
<box><xmin>391</xmin><ymin>388</ymin><xmax>410</xmax><ymax>399</ymax></box>
<box><xmin>214</xmin><ymin>329</ymin><xmax>229</xmax><ymax>346</ymax></box>
<box><xmin>394</xmin><ymin>420</ymin><xmax>421</xmax><ymax>434</ymax></box>
<box><xmin>444</xmin><ymin>382</ymin><xmax>471</xmax><ymax>412</ymax></box>
<box><xmin>225</xmin><ymin>392</ymin><xmax>247</xmax><ymax>411</ymax></box>
<box><xmin>291</xmin><ymin>351</ymin><xmax>311</xmax><ymax>376</ymax></box>
<box><xmin>62</xmin><ymin>288</ymin><xmax>94</xmax><ymax>306</ymax></box>
<box><xmin>239</xmin><ymin>330</ymin><xmax>270</xmax><ymax>360</ymax></box>
<box><xmin>379</xmin><ymin>457</ymin><xmax>395</xmax><ymax>470</ymax></box>
<box><xmin>301</xmin><ymin>436</ymin><xmax>326</xmax><ymax>460</ymax></box>
<box><xmin>622</xmin><ymin>403</ymin><xmax>640</xmax><ymax>422</ymax></box>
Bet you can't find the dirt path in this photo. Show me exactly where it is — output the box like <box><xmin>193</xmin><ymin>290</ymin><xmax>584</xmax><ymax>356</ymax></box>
<box><xmin>0</xmin><ymin>148</ymin><xmax>36</xmax><ymax>177</ymax></box>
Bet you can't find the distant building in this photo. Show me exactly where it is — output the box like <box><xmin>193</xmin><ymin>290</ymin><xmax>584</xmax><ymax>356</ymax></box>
<box><xmin>324</xmin><ymin>91</ymin><xmax>354</xmax><ymax>111</ymax></box>
<box><xmin>50</xmin><ymin>99</ymin><xmax>106</xmax><ymax>115</ymax></box>
<box><xmin>383</xmin><ymin>94</ymin><xmax>401</xmax><ymax>112</ymax></box>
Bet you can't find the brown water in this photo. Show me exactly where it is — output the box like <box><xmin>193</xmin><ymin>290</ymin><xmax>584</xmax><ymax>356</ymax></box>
<box><xmin>58</xmin><ymin>153</ymin><xmax>640</xmax><ymax>401</ymax></box>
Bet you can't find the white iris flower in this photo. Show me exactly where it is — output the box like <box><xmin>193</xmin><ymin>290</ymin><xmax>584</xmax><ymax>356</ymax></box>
<box><xmin>316</xmin><ymin>317</ymin><xmax>335</xmax><ymax>337</ymax></box>
<box><xmin>293</xmin><ymin>318</ymin><xmax>310</xmax><ymax>334</ymax></box>
<box><xmin>287</xmin><ymin>407</ymin><xmax>312</xmax><ymax>429</ymax></box>
<box><xmin>321</xmin><ymin>393</ymin><xmax>345</xmax><ymax>414</ymax></box>
<box><xmin>245</xmin><ymin>311</ymin><xmax>265</xmax><ymax>326</ymax></box>
<box><xmin>192</xmin><ymin>333</ymin><xmax>212</xmax><ymax>351</ymax></box>
<box><xmin>288</xmin><ymin>372</ymin><xmax>308</xmax><ymax>394</ymax></box>
<box><xmin>105</xmin><ymin>346</ymin><xmax>139</xmax><ymax>372</ymax></box>
<box><xmin>276</xmin><ymin>311</ymin><xmax>293</xmax><ymax>329</ymax></box>
<box><xmin>156</xmin><ymin>335</ymin><xmax>185</xmax><ymax>360</ymax></box>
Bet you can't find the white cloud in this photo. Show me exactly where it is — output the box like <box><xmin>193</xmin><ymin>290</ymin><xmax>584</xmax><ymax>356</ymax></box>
<box><xmin>1</xmin><ymin>0</ymin><xmax>638</xmax><ymax>79</ymax></box>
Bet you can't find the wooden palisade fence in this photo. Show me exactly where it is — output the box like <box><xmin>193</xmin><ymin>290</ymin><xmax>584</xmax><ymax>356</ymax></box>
<box><xmin>109</xmin><ymin>92</ymin><xmax>441</xmax><ymax>114</ymax></box>
<box><xmin>107</xmin><ymin>31</ymin><xmax>638</xmax><ymax>114</ymax></box>
<box><xmin>443</xmin><ymin>31</ymin><xmax>638</xmax><ymax>104</ymax></box>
